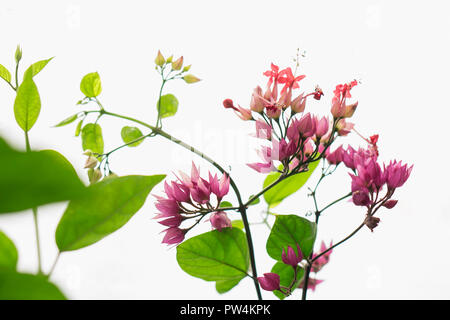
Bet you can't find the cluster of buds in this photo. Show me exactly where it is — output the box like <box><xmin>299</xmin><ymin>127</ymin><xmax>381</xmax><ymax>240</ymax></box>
<box><xmin>154</xmin><ymin>50</ymin><xmax>200</xmax><ymax>84</ymax></box>
<box><xmin>154</xmin><ymin>162</ymin><xmax>232</xmax><ymax>245</ymax></box>
<box><xmin>223</xmin><ymin>63</ymin><xmax>359</xmax><ymax>176</ymax></box>
<box><xmin>258</xmin><ymin>244</ymin><xmax>304</xmax><ymax>293</ymax></box>
<box><xmin>258</xmin><ymin>241</ymin><xmax>334</xmax><ymax>294</ymax></box>
<box><xmin>83</xmin><ymin>150</ymin><xmax>117</xmax><ymax>184</ymax></box>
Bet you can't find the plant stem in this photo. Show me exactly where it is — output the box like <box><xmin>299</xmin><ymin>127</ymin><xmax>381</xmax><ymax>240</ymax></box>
<box><xmin>47</xmin><ymin>252</ymin><xmax>61</xmax><ymax>278</ymax></box>
<box><xmin>99</xmin><ymin>109</ymin><xmax>263</xmax><ymax>299</ymax></box>
<box><xmin>25</xmin><ymin>131</ymin><xmax>43</xmax><ymax>275</ymax></box>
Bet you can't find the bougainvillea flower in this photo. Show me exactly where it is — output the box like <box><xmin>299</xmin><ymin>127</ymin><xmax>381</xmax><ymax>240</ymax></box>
<box><xmin>161</xmin><ymin>227</ymin><xmax>185</xmax><ymax>245</ymax></box>
<box><xmin>325</xmin><ymin>145</ymin><xmax>345</xmax><ymax>165</ymax></box>
<box><xmin>258</xmin><ymin>273</ymin><xmax>281</xmax><ymax>291</ymax></box>
<box><xmin>311</xmin><ymin>241</ymin><xmax>333</xmax><ymax>273</ymax></box>
<box><xmin>281</xmin><ymin>244</ymin><xmax>303</xmax><ymax>268</ymax></box>
<box><xmin>209</xmin><ymin>211</ymin><xmax>232</xmax><ymax>231</ymax></box>
<box><xmin>384</xmin><ymin>160</ymin><xmax>413</xmax><ymax>190</ymax></box>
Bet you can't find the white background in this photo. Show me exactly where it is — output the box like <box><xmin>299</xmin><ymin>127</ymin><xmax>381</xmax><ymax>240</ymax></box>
<box><xmin>0</xmin><ymin>0</ymin><xmax>449</xmax><ymax>300</ymax></box>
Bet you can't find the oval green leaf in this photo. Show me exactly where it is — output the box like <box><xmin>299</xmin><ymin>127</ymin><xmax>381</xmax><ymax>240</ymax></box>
<box><xmin>0</xmin><ymin>231</ymin><xmax>18</xmax><ymax>270</ymax></box>
<box><xmin>0</xmin><ymin>64</ymin><xmax>11</xmax><ymax>83</ymax></box>
<box><xmin>75</xmin><ymin>119</ymin><xmax>83</xmax><ymax>137</ymax></box>
<box><xmin>81</xmin><ymin>123</ymin><xmax>104</xmax><ymax>155</ymax></box>
<box><xmin>0</xmin><ymin>270</ymin><xmax>66</xmax><ymax>300</ymax></box>
<box><xmin>80</xmin><ymin>72</ymin><xmax>102</xmax><ymax>97</ymax></box>
<box><xmin>54</xmin><ymin>114</ymin><xmax>79</xmax><ymax>127</ymax></box>
<box><xmin>13</xmin><ymin>75</ymin><xmax>41</xmax><ymax>132</ymax></box>
<box><xmin>23</xmin><ymin>57</ymin><xmax>54</xmax><ymax>79</ymax></box>
<box><xmin>263</xmin><ymin>161</ymin><xmax>320</xmax><ymax>208</ymax></box>
<box><xmin>121</xmin><ymin>126</ymin><xmax>144</xmax><ymax>147</ymax></box>
<box><xmin>0</xmin><ymin>138</ymin><xmax>86</xmax><ymax>213</ymax></box>
<box><xmin>56</xmin><ymin>174</ymin><xmax>165</xmax><ymax>251</ymax></box>
<box><xmin>177</xmin><ymin>228</ymin><xmax>249</xmax><ymax>292</ymax></box>
<box><xmin>157</xmin><ymin>93</ymin><xmax>178</xmax><ymax>118</ymax></box>
<box><xmin>266</xmin><ymin>214</ymin><xmax>316</xmax><ymax>261</ymax></box>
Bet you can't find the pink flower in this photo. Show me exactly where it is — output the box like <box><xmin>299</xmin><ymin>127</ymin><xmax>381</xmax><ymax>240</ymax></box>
<box><xmin>298</xmin><ymin>113</ymin><xmax>316</xmax><ymax>138</ymax></box>
<box><xmin>314</xmin><ymin>116</ymin><xmax>330</xmax><ymax>139</ymax></box>
<box><xmin>278</xmin><ymin>67</ymin><xmax>306</xmax><ymax>95</ymax></box>
<box><xmin>383</xmin><ymin>199</ymin><xmax>398</xmax><ymax>209</ymax></box>
<box><xmin>331</xmin><ymin>80</ymin><xmax>358</xmax><ymax>119</ymax></box>
<box><xmin>255</xmin><ymin>120</ymin><xmax>272</xmax><ymax>140</ymax></box>
<box><xmin>223</xmin><ymin>99</ymin><xmax>253</xmax><ymax>121</ymax></box>
<box><xmin>263</xmin><ymin>63</ymin><xmax>282</xmax><ymax>100</ymax></box>
<box><xmin>290</xmin><ymin>93</ymin><xmax>306</xmax><ymax>114</ymax></box>
<box><xmin>325</xmin><ymin>145</ymin><xmax>344</xmax><ymax>165</ymax></box>
<box><xmin>384</xmin><ymin>160</ymin><xmax>413</xmax><ymax>190</ymax></box>
<box><xmin>247</xmin><ymin>162</ymin><xmax>275</xmax><ymax>173</ymax></box>
<box><xmin>311</xmin><ymin>241</ymin><xmax>333</xmax><ymax>273</ymax></box>
<box><xmin>209</xmin><ymin>173</ymin><xmax>230</xmax><ymax>201</ymax></box>
<box><xmin>258</xmin><ymin>273</ymin><xmax>281</xmax><ymax>291</ymax></box>
<box><xmin>162</xmin><ymin>227</ymin><xmax>185</xmax><ymax>245</ymax></box>
<box><xmin>281</xmin><ymin>244</ymin><xmax>303</xmax><ymax>268</ymax></box>
<box><xmin>209</xmin><ymin>211</ymin><xmax>232</xmax><ymax>231</ymax></box>
<box><xmin>299</xmin><ymin>278</ymin><xmax>324</xmax><ymax>292</ymax></box>
<box><xmin>250</xmin><ymin>86</ymin><xmax>266</xmax><ymax>113</ymax></box>
<box><xmin>336</xmin><ymin>119</ymin><xmax>354</xmax><ymax>136</ymax></box>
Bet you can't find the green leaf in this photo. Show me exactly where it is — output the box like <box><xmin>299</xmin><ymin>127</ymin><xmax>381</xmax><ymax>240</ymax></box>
<box><xmin>13</xmin><ymin>75</ymin><xmax>41</xmax><ymax>132</ymax></box>
<box><xmin>0</xmin><ymin>270</ymin><xmax>66</xmax><ymax>300</ymax></box>
<box><xmin>54</xmin><ymin>114</ymin><xmax>79</xmax><ymax>127</ymax></box>
<box><xmin>231</xmin><ymin>220</ymin><xmax>244</xmax><ymax>230</ymax></box>
<box><xmin>248</xmin><ymin>195</ymin><xmax>260</xmax><ymax>206</ymax></box>
<box><xmin>0</xmin><ymin>231</ymin><xmax>18</xmax><ymax>270</ymax></box>
<box><xmin>75</xmin><ymin>119</ymin><xmax>83</xmax><ymax>137</ymax></box>
<box><xmin>266</xmin><ymin>214</ymin><xmax>316</xmax><ymax>261</ymax></box>
<box><xmin>23</xmin><ymin>57</ymin><xmax>54</xmax><ymax>79</ymax></box>
<box><xmin>263</xmin><ymin>161</ymin><xmax>320</xmax><ymax>208</ymax></box>
<box><xmin>177</xmin><ymin>228</ymin><xmax>249</xmax><ymax>292</ymax></box>
<box><xmin>80</xmin><ymin>72</ymin><xmax>102</xmax><ymax>97</ymax></box>
<box><xmin>81</xmin><ymin>123</ymin><xmax>104</xmax><ymax>155</ymax></box>
<box><xmin>271</xmin><ymin>262</ymin><xmax>304</xmax><ymax>300</ymax></box>
<box><xmin>0</xmin><ymin>138</ymin><xmax>86</xmax><ymax>213</ymax></box>
<box><xmin>0</xmin><ymin>64</ymin><xmax>11</xmax><ymax>83</ymax></box>
<box><xmin>157</xmin><ymin>94</ymin><xmax>178</xmax><ymax>118</ymax></box>
<box><xmin>219</xmin><ymin>201</ymin><xmax>233</xmax><ymax>208</ymax></box>
<box><xmin>215</xmin><ymin>278</ymin><xmax>242</xmax><ymax>294</ymax></box>
<box><xmin>56</xmin><ymin>175</ymin><xmax>165</xmax><ymax>251</ymax></box>
<box><xmin>121</xmin><ymin>126</ymin><xmax>144</xmax><ymax>147</ymax></box>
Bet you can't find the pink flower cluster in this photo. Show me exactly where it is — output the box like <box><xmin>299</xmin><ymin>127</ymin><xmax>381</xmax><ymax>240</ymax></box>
<box><xmin>322</xmin><ymin>141</ymin><xmax>413</xmax><ymax>230</ymax></box>
<box><xmin>299</xmin><ymin>241</ymin><xmax>333</xmax><ymax>292</ymax></box>
<box><xmin>154</xmin><ymin>162</ymin><xmax>232</xmax><ymax>245</ymax></box>
<box><xmin>223</xmin><ymin>63</ymin><xmax>359</xmax><ymax>175</ymax></box>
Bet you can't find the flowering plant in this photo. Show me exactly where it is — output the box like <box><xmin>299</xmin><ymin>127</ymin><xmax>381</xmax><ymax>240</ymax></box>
<box><xmin>0</xmin><ymin>47</ymin><xmax>411</xmax><ymax>300</ymax></box>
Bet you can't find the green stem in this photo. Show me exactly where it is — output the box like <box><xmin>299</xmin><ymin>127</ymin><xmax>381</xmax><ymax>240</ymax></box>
<box><xmin>25</xmin><ymin>131</ymin><xmax>43</xmax><ymax>275</ymax></box>
<box><xmin>99</xmin><ymin>109</ymin><xmax>263</xmax><ymax>300</ymax></box>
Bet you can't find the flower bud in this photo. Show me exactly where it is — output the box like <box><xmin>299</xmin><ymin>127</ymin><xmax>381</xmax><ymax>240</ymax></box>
<box><xmin>183</xmin><ymin>74</ymin><xmax>201</xmax><ymax>84</ymax></box>
<box><xmin>290</xmin><ymin>93</ymin><xmax>306</xmax><ymax>114</ymax></box>
<box><xmin>257</xmin><ymin>273</ymin><xmax>281</xmax><ymax>291</ymax></box>
<box><xmin>84</xmin><ymin>155</ymin><xmax>98</xmax><ymax>169</ymax></box>
<box><xmin>166</xmin><ymin>55</ymin><xmax>173</xmax><ymax>63</ymax></box>
<box><xmin>209</xmin><ymin>211</ymin><xmax>232</xmax><ymax>231</ymax></box>
<box><xmin>87</xmin><ymin>168</ymin><xmax>102</xmax><ymax>184</ymax></box>
<box><xmin>182</xmin><ymin>64</ymin><xmax>191</xmax><ymax>72</ymax></box>
<box><xmin>281</xmin><ymin>244</ymin><xmax>303</xmax><ymax>268</ymax></box>
<box><xmin>171</xmin><ymin>56</ymin><xmax>183</xmax><ymax>70</ymax></box>
<box><xmin>364</xmin><ymin>215</ymin><xmax>380</xmax><ymax>232</ymax></box>
<box><xmin>155</xmin><ymin>50</ymin><xmax>165</xmax><ymax>67</ymax></box>
<box><xmin>15</xmin><ymin>45</ymin><xmax>22</xmax><ymax>64</ymax></box>
<box><xmin>344</xmin><ymin>101</ymin><xmax>358</xmax><ymax>118</ymax></box>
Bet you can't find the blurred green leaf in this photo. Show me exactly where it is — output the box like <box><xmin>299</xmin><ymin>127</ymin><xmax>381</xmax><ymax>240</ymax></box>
<box><xmin>263</xmin><ymin>161</ymin><xmax>320</xmax><ymax>208</ymax></box>
<box><xmin>81</xmin><ymin>123</ymin><xmax>104</xmax><ymax>154</ymax></box>
<box><xmin>23</xmin><ymin>57</ymin><xmax>54</xmax><ymax>79</ymax></box>
<box><xmin>80</xmin><ymin>72</ymin><xmax>102</xmax><ymax>97</ymax></box>
<box><xmin>121</xmin><ymin>126</ymin><xmax>144</xmax><ymax>147</ymax></box>
<box><xmin>219</xmin><ymin>201</ymin><xmax>233</xmax><ymax>208</ymax></box>
<box><xmin>266</xmin><ymin>214</ymin><xmax>316</xmax><ymax>261</ymax></box>
<box><xmin>54</xmin><ymin>114</ymin><xmax>78</xmax><ymax>127</ymax></box>
<box><xmin>248</xmin><ymin>195</ymin><xmax>260</xmax><ymax>206</ymax></box>
<box><xmin>231</xmin><ymin>220</ymin><xmax>244</xmax><ymax>230</ymax></box>
<box><xmin>75</xmin><ymin>119</ymin><xmax>83</xmax><ymax>137</ymax></box>
<box><xmin>13</xmin><ymin>74</ymin><xmax>41</xmax><ymax>132</ymax></box>
<box><xmin>0</xmin><ymin>64</ymin><xmax>11</xmax><ymax>83</ymax></box>
<box><xmin>0</xmin><ymin>138</ymin><xmax>86</xmax><ymax>213</ymax></box>
<box><xmin>0</xmin><ymin>270</ymin><xmax>66</xmax><ymax>300</ymax></box>
<box><xmin>0</xmin><ymin>231</ymin><xmax>18</xmax><ymax>270</ymax></box>
<box><xmin>56</xmin><ymin>175</ymin><xmax>165</xmax><ymax>251</ymax></box>
<box><xmin>157</xmin><ymin>94</ymin><xmax>178</xmax><ymax>118</ymax></box>
<box><xmin>177</xmin><ymin>228</ymin><xmax>249</xmax><ymax>292</ymax></box>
